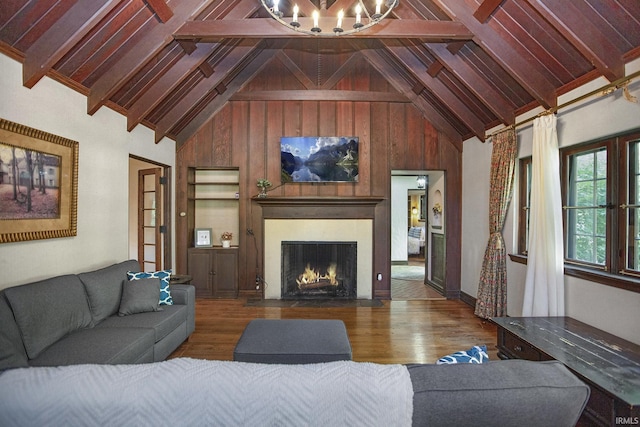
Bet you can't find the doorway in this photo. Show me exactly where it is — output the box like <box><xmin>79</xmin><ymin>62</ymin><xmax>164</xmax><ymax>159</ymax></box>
<box><xmin>129</xmin><ymin>156</ymin><xmax>171</xmax><ymax>271</ymax></box>
<box><xmin>390</xmin><ymin>170</ymin><xmax>445</xmax><ymax>300</ymax></box>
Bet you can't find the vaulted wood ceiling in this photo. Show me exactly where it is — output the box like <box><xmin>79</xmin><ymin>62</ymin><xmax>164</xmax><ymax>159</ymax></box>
<box><xmin>1</xmin><ymin>0</ymin><xmax>639</xmax><ymax>146</ymax></box>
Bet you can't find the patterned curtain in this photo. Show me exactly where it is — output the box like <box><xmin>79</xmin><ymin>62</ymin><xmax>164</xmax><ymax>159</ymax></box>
<box><xmin>475</xmin><ymin>128</ymin><xmax>517</xmax><ymax>319</ymax></box>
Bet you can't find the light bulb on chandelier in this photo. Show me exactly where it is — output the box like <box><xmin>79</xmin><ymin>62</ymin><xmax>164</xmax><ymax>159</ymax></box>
<box><xmin>260</xmin><ymin>0</ymin><xmax>398</xmax><ymax>36</ymax></box>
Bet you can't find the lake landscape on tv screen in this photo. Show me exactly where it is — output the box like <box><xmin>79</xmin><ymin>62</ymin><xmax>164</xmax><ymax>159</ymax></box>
<box><xmin>281</xmin><ymin>136</ymin><xmax>359</xmax><ymax>183</ymax></box>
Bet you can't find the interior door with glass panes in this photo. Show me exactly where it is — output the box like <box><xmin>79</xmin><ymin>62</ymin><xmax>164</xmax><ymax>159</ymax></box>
<box><xmin>138</xmin><ymin>168</ymin><xmax>163</xmax><ymax>271</ymax></box>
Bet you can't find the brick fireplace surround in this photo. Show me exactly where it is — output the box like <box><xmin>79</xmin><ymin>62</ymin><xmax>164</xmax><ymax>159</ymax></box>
<box><xmin>256</xmin><ymin>197</ymin><xmax>383</xmax><ymax>300</ymax></box>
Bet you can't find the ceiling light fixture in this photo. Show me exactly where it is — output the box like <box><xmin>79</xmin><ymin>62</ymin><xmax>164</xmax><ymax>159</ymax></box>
<box><xmin>260</xmin><ymin>0</ymin><xmax>398</xmax><ymax>36</ymax></box>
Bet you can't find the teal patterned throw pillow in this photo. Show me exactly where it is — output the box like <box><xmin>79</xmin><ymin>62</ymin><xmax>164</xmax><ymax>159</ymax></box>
<box><xmin>126</xmin><ymin>270</ymin><xmax>173</xmax><ymax>305</ymax></box>
<box><xmin>436</xmin><ymin>345</ymin><xmax>489</xmax><ymax>365</ymax></box>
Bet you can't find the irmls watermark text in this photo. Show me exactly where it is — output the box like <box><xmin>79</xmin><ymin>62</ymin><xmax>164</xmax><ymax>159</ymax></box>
<box><xmin>616</xmin><ymin>417</ymin><xmax>640</xmax><ymax>425</ymax></box>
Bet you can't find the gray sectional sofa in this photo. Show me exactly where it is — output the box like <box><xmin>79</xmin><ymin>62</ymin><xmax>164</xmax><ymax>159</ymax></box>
<box><xmin>0</xmin><ymin>260</ymin><xmax>195</xmax><ymax>369</ymax></box>
<box><xmin>0</xmin><ymin>357</ymin><xmax>590</xmax><ymax>426</ymax></box>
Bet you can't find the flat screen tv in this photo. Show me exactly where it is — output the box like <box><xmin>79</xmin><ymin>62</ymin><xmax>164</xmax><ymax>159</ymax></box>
<box><xmin>281</xmin><ymin>136</ymin><xmax>359</xmax><ymax>183</ymax></box>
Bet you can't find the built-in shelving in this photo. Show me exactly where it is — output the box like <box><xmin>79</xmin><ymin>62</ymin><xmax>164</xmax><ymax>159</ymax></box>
<box><xmin>188</xmin><ymin>167</ymin><xmax>239</xmax><ymax>247</ymax></box>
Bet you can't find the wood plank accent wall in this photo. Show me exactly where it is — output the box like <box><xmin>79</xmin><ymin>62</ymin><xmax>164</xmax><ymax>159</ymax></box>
<box><xmin>176</xmin><ymin>99</ymin><xmax>462</xmax><ymax>299</ymax></box>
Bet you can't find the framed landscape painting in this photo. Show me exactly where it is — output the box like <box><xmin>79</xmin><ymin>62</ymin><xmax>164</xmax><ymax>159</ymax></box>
<box><xmin>0</xmin><ymin>118</ymin><xmax>79</xmax><ymax>243</ymax></box>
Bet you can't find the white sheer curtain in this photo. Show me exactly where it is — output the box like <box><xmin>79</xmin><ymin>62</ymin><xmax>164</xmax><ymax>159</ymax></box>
<box><xmin>522</xmin><ymin>115</ymin><xmax>565</xmax><ymax>316</ymax></box>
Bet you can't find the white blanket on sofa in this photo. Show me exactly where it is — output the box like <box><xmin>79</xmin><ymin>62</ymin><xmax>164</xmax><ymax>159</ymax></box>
<box><xmin>0</xmin><ymin>358</ymin><xmax>413</xmax><ymax>427</ymax></box>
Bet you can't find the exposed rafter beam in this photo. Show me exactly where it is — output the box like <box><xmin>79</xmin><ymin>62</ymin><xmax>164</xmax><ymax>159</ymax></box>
<box><xmin>154</xmin><ymin>42</ymin><xmax>261</xmax><ymax>143</ymax></box>
<box><xmin>87</xmin><ymin>0</ymin><xmax>211</xmax><ymax>116</ymax></box>
<box><xmin>22</xmin><ymin>0</ymin><xmax>120</xmax><ymax>88</ymax></box>
<box><xmin>320</xmin><ymin>52</ymin><xmax>363</xmax><ymax>90</ymax></box>
<box><xmin>426</xmin><ymin>42</ymin><xmax>514</xmax><ymax>125</ymax></box>
<box><xmin>127</xmin><ymin>0</ymin><xmax>261</xmax><ymax>131</ymax></box>
<box><xmin>176</xmin><ymin>42</ymin><xmax>289</xmax><ymax>145</ymax></box>
<box><xmin>473</xmin><ymin>0</ymin><xmax>503</xmax><ymax>23</ymax></box>
<box><xmin>231</xmin><ymin>90</ymin><xmax>410</xmax><ymax>102</ymax></box>
<box><xmin>275</xmin><ymin>51</ymin><xmax>316</xmax><ymax>89</ymax></box>
<box><xmin>173</xmin><ymin>18</ymin><xmax>474</xmax><ymax>41</ymax></box>
<box><xmin>427</xmin><ymin>0</ymin><xmax>557</xmax><ymax>109</ymax></box>
<box><xmin>525</xmin><ymin>0</ymin><xmax>624</xmax><ymax>82</ymax></box>
<box><xmin>145</xmin><ymin>0</ymin><xmax>174</xmax><ymax>22</ymax></box>
<box><xmin>382</xmin><ymin>41</ymin><xmax>487</xmax><ymax>140</ymax></box>
<box><xmin>350</xmin><ymin>40</ymin><xmax>463</xmax><ymax>149</ymax></box>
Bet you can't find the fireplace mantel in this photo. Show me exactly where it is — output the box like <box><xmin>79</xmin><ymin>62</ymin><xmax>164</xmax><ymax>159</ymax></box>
<box><xmin>254</xmin><ymin>196</ymin><xmax>384</xmax><ymax>219</ymax></box>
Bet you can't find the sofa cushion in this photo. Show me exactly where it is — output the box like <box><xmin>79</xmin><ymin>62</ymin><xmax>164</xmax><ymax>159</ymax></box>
<box><xmin>127</xmin><ymin>270</ymin><xmax>173</xmax><ymax>305</ymax></box>
<box><xmin>4</xmin><ymin>275</ymin><xmax>93</xmax><ymax>360</ymax></box>
<box><xmin>97</xmin><ymin>305</ymin><xmax>187</xmax><ymax>343</ymax></box>
<box><xmin>0</xmin><ymin>294</ymin><xmax>29</xmax><ymax>371</ymax></box>
<box><xmin>407</xmin><ymin>360</ymin><xmax>590</xmax><ymax>427</ymax></box>
<box><xmin>119</xmin><ymin>278</ymin><xmax>161</xmax><ymax>316</ymax></box>
<box><xmin>29</xmin><ymin>327</ymin><xmax>155</xmax><ymax>366</ymax></box>
<box><xmin>79</xmin><ymin>260</ymin><xmax>141</xmax><ymax>323</ymax></box>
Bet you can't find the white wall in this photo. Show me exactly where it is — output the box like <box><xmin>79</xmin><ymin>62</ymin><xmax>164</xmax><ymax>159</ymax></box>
<box><xmin>462</xmin><ymin>58</ymin><xmax>640</xmax><ymax>344</ymax></box>
<box><xmin>0</xmin><ymin>53</ymin><xmax>176</xmax><ymax>289</ymax></box>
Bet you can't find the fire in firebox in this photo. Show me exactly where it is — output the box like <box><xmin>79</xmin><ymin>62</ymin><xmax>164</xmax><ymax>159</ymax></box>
<box><xmin>282</xmin><ymin>241</ymin><xmax>357</xmax><ymax>300</ymax></box>
<box><xmin>296</xmin><ymin>263</ymin><xmax>338</xmax><ymax>289</ymax></box>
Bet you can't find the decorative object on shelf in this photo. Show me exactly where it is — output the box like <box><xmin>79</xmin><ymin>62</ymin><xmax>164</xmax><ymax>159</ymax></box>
<box><xmin>257</xmin><ymin>178</ymin><xmax>272</xmax><ymax>198</ymax></box>
<box><xmin>194</xmin><ymin>228</ymin><xmax>213</xmax><ymax>247</ymax></box>
<box><xmin>221</xmin><ymin>231</ymin><xmax>233</xmax><ymax>248</ymax></box>
<box><xmin>432</xmin><ymin>202</ymin><xmax>442</xmax><ymax>227</ymax></box>
<box><xmin>260</xmin><ymin>0</ymin><xmax>398</xmax><ymax>37</ymax></box>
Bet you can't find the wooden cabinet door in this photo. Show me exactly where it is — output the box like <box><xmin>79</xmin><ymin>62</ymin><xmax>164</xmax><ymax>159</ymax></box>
<box><xmin>188</xmin><ymin>249</ymin><xmax>213</xmax><ymax>297</ymax></box>
<box><xmin>212</xmin><ymin>249</ymin><xmax>238</xmax><ymax>298</ymax></box>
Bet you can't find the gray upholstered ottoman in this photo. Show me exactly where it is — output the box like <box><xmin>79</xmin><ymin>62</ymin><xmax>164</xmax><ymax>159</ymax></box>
<box><xmin>233</xmin><ymin>319</ymin><xmax>352</xmax><ymax>364</ymax></box>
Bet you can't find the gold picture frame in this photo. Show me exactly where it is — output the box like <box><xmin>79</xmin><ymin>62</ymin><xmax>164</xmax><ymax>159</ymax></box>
<box><xmin>0</xmin><ymin>118</ymin><xmax>79</xmax><ymax>243</ymax></box>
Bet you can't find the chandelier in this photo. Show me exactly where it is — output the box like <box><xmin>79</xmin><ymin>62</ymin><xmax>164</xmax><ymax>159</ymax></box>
<box><xmin>260</xmin><ymin>0</ymin><xmax>398</xmax><ymax>36</ymax></box>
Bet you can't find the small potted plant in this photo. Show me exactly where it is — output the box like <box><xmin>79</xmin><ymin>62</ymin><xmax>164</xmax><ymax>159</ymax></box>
<box><xmin>221</xmin><ymin>231</ymin><xmax>233</xmax><ymax>248</ymax></box>
<box><xmin>257</xmin><ymin>178</ymin><xmax>272</xmax><ymax>198</ymax></box>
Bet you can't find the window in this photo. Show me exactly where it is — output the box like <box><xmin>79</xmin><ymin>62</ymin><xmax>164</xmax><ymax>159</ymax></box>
<box><xmin>516</xmin><ymin>130</ymin><xmax>640</xmax><ymax>293</ymax></box>
<box><xmin>564</xmin><ymin>143</ymin><xmax>608</xmax><ymax>267</ymax></box>
<box><xmin>517</xmin><ymin>157</ymin><xmax>531</xmax><ymax>255</ymax></box>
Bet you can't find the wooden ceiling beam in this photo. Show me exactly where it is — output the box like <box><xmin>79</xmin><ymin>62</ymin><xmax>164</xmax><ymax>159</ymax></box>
<box><xmin>320</xmin><ymin>51</ymin><xmax>363</xmax><ymax>89</ymax></box>
<box><xmin>473</xmin><ymin>0</ymin><xmax>503</xmax><ymax>23</ymax></box>
<box><xmin>22</xmin><ymin>0</ymin><xmax>120</xmax><ymax>89</ymax></box>
<box><xmin>275</xmin><ymin>51</ymin><xmax>316</xmax><ymax>89</ymax></box>
<box><xmin>427</xmin><ymin>0</ymin><xmax>557</xmax><ymax>109</ymax></box>
<box><xmin>382</xmin><ymin>41</ymin><xmax>487</xmax><ymax>141</ymax></box>
<box><xmin>175</xmin><ymin>42</ymin><xmax>289</xmax><ymax>146</ymax></box>
<box><xmin>87</xmin><ymin>0</ymin><xmax>212</xmax><ymax>116</ymax></box>
<box><xmin>426</xmin><ymin>42</ymin><xmax>514</xmax><ymax>125</ymax></box>
<box><xmin>154</xmin><ymin>42</ymin><xmax>262</xmax><ymax>143</ymax></box>
<box><xmin>351</xmin><ymin>40</ymin><xmax>463</xmax><ymax>149</ymax></box>
<box><xmin>230</xmin><ymin>90</ymin><xmax>410</xmax><ymax>102</ymax></box>
<box><xmin>173</xmin><ymin>18</ymin><xmax>474</xmax><ymax>41</ymax></box>
<box><xmin>127</xmin><ymin>44</ymin><xmax>217</xmax><ymax>131</ymax></box>
<box><xmin>126</xmin><ymin>0</ymin><xmax>261</xmax><ymax>131</ymax></box>
<box><xmin>145</xmin><ymin>0</ymin><xmax>174</xmax><ymax>23</ymax></box>
<box><xmin>525</xmin><ymin>0</ymin><xmax>625</xmax><ymax>82</ymax></box>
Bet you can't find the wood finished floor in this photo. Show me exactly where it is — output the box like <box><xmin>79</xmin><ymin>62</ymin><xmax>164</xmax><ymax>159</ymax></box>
<box><xmin>169</xmin><ymin>298</ymin><xmax>498</xmax><ymax>364</ymax></box>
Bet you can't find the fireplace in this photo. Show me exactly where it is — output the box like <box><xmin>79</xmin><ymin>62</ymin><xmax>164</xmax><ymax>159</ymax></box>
<box><xmin>258</xmin><ymin>197</ymin><xmax>383</xmax><ymax>300</ymax></box>
<box><xmin>282</xmin><ymin>241</ymin><xmax>357</xmax><ymax>299</ymax></box>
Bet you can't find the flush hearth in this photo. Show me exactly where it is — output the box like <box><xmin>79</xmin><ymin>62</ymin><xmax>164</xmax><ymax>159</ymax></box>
<box><xmin>281</xmin><ymin>241</ymin><xmax>357</xmax><ymax>299</ymax></box>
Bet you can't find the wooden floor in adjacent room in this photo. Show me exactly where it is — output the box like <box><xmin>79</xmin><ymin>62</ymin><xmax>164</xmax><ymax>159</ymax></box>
<box><xmin>169</xmin><ymin>298</ymin><xmax>498</xmax><ymax>364</ymax></box>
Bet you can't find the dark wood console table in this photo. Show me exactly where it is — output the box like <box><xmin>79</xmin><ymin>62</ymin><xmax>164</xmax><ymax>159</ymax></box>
<box><xmin>492</xmin><ymin>317</ymin><xmax>640</xmax><ymax>426</ymax></box>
